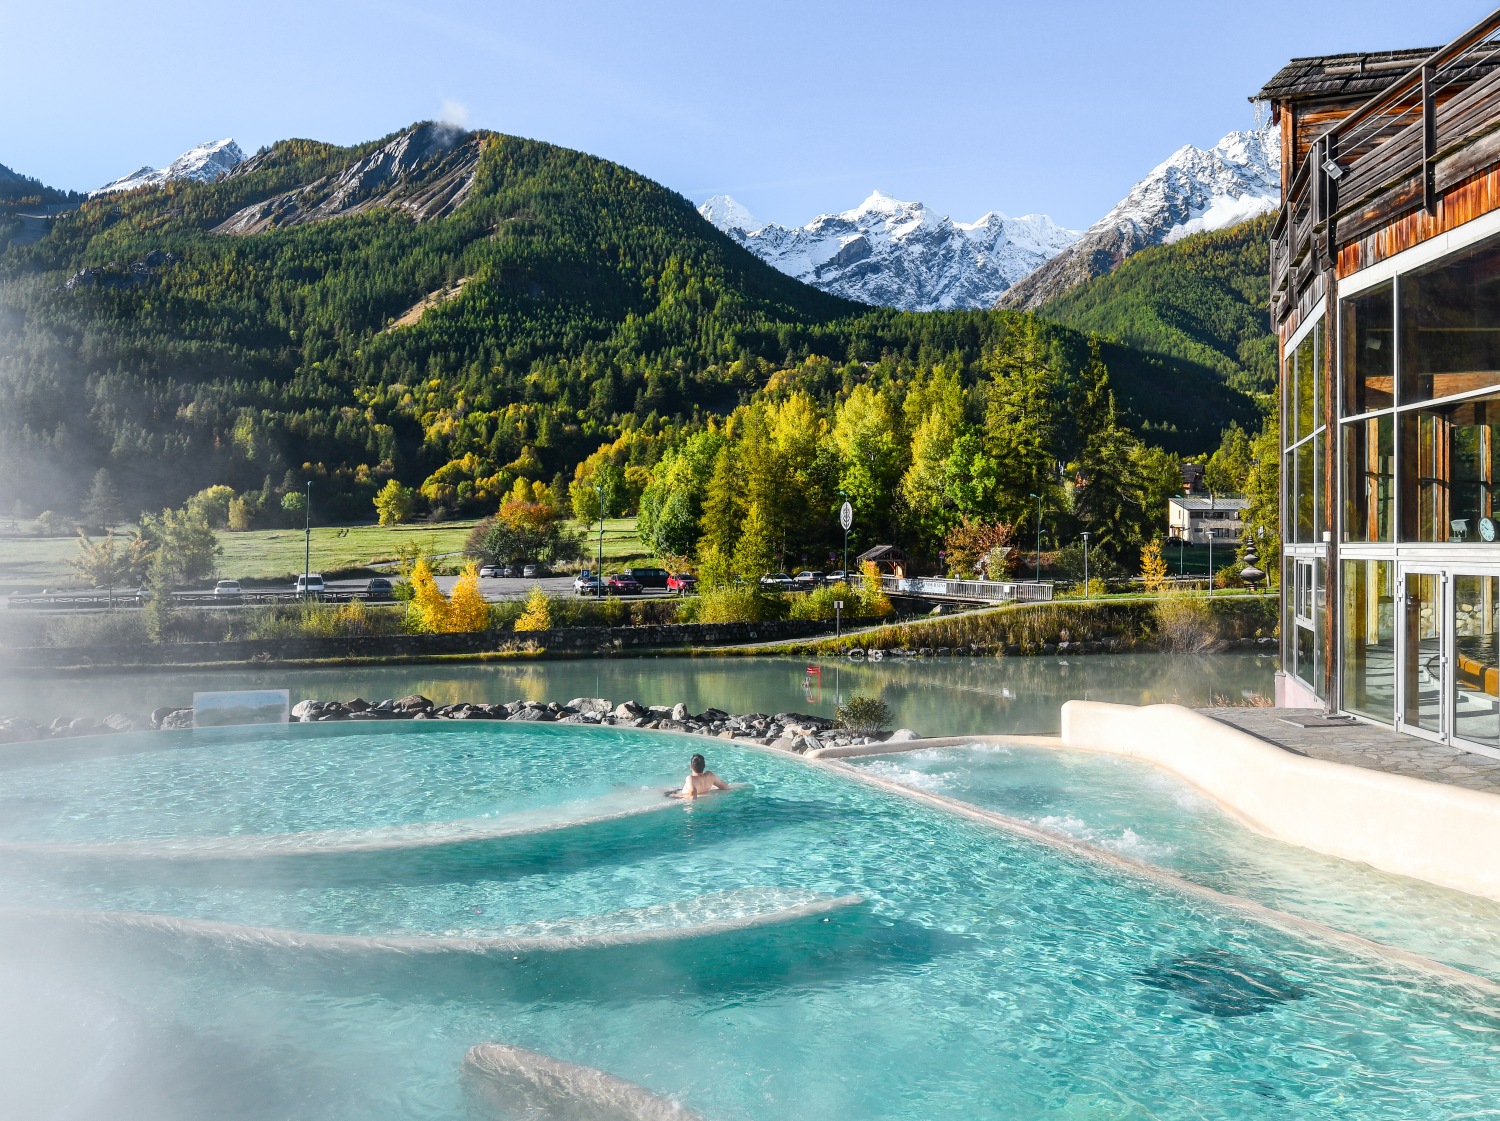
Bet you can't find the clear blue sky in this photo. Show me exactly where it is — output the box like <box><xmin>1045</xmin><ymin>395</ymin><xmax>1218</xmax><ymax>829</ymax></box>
<box><xmin>1</xmin><ymin>0</ymin><xmax>1482</xmax><ymax>229</ymax></box>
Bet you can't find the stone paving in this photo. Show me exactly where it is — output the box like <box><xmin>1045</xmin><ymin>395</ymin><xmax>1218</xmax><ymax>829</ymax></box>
<box><xmin>1200</xmin><ymin>707</ymin><xmax>1500</xmax><ymax>796</ymax></box>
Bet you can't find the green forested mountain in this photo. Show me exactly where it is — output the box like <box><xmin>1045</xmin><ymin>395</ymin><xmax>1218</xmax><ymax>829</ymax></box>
<box><xmin>0</xmin><ymin>123</ymin><xmax>1258</xmax><ymax>522</ymax></box>
<box><xmin>1036</xmin><ymin>215</ymin><xmax>1276</xmax><ymax>399</ymax></box>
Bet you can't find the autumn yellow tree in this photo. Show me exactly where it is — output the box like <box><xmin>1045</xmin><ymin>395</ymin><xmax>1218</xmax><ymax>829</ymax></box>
<box><xmin>857</xmin><ymin>559</ymin><xmax>892</xmax><ymax>617</ymax></box>
<box><xmin>1139</xmin><ymin>539</ymin><xmax>1169</xmax><ymax>594</ymax></box>
<box><xmin>514</xmin><ymin>584</ymin><xmax>552</xmax><ymax>632</ymax></box>
<box><xmin>405</xmin><ymin>557</ymin><xmax>451</xmax><ymax>633</ymax></box>
<box><xmin>448</xmin><ymin>562</ymin><xmax>493</xmax><ymax>632</ymax></box>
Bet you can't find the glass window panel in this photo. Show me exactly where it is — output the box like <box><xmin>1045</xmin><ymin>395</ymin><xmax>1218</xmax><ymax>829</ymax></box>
<box><xmin>1282</xmin><ymin>343</ymin><xmax>1297</xmax><ymax>450</ymax></box>
<box><xmin>1342</xmin><ymin>282</ymin><xmax>1394</xmax><ymax>414</ymax></box>
<box><xmin>1342</xmin><ymin>559</ymin><xmax>1394</xmax><ymax>723</ymax></box>
<box><xmin>1294</xmin><ymin>441</ymin><xmax>1314</xmax><ymax>542</ymax></box>
<box><xmin>1295</xmin><ymin>330</ymin><xmax>1316</xmax><ymax>441</ymax></box>
<box><xmin>1399</xmin><ymin>389</ymin><xmax>1500</xmax><ymax>542</ymax></box>
<box><xmin>1399</xmin><ymin>234</ymin><xmax>1500</xmax><ymax>404</ymax></box>
<box><xmin>1342</xmin><ymin>414</ymin><xmax>1394</xmax><ymax>542</ymax></box>
<box><xmin>1402</xmin><ymin>571</ymin><xmax>1443</xmax><ymax>734</ymax></box>
<box><xmin>1314</xmin><ymin>426</ymin><xmax>1327</xmax><ymax>539</ymax></box>
<box><xmin>1454</xmin><ymin>574</ymin><xmax>1500</xmax><ymax>750</ymax></box>
<box><xmin>1282</xmin><ymin>556</ymin><xmax>1295</xmax><ymax>678</ymax></box>
<box><xmin>1313</xmin><ymin>553</ymin><xmax>1326</xmax><ymax>700</ymax></box>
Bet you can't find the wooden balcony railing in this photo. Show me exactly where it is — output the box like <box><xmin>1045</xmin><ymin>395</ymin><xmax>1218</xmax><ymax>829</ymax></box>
<box><xmin>1273</xmin><ymin>7</ymin><xmax>1500</xmax><ymax>319</ymax></box>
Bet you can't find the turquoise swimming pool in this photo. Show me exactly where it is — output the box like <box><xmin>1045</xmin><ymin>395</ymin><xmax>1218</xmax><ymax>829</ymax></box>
<box><xmin>2</xmin><ymin>723</ymin><xmax>1498</xmax><ymax>1120</ymax></box>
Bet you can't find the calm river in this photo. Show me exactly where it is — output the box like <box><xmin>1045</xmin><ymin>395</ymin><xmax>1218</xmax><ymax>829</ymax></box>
<box><xmin>0</xmin><ymin>651</ymin><xmax>1275</xmax><ymax>735</ymax></box>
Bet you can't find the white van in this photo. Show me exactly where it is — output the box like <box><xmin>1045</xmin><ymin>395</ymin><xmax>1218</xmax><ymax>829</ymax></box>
<box><xmin>294</xmin><ymin>573</ymin><xmax>326</xmax><ymax>598</ymax></box>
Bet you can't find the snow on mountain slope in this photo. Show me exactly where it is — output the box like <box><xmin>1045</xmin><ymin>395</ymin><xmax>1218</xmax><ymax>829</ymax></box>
<box><xmin>999</xmin><ymin>125</ymin><xmax>1279</xmax><ymax>311</ymax></box>
<box><xmin>701</xmin><ymin>191</ymin><xmax>1078</xmax><ymax>311</ymax></box>
<box><xmin>91</xmin><ymin>139</ymin><xmax>246</xmax><ymax>196</ymax></box>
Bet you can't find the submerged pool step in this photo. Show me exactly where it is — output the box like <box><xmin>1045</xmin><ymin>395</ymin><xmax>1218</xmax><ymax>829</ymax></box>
<box><xmin>0</xmin><ymin>788</ymin><xmax>748</xmax><ymax>860</ymax></box>
<box><xmin>465</xmin><ymin>1042</ymin><xmax>704</xmax><ymax>1120</ymax></box>
<box><xmin>0</xmin><ymin>888</ymin><xmax>863</xmax><ymax>956</ymax></box>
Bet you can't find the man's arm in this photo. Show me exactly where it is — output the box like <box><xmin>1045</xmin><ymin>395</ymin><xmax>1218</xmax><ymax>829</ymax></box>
<box><xmin>710</xmin><ymin>774</ymin><xmax>730</xmax><ymax>791</ymax></box>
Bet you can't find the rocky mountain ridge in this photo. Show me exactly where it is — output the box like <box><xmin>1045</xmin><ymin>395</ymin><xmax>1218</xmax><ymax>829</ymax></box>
<box><xmin>700</xmin><ymin>190</ymin><xmax>1078</xmax><ymax>312</ymax></box>
<box><xmin>91</xmin><ymin>138</ymin><xmax>247</xmax><ymax>197</ymax></box>
<box><xmin>999</xmin><ymin>126</ymin><xmax>1280</xmax><ymax>311</ymax></box>
<box><xmin>213</xmin><ymin>122</ymin><xmax>481</xmax><ymax>235</ymax></box>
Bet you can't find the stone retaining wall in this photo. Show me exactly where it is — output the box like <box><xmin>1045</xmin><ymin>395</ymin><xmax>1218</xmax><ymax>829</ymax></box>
<box><xmin>2</xmin><ymin>620</ymin><xmax>833</xmax><ymax>669</ymax></box>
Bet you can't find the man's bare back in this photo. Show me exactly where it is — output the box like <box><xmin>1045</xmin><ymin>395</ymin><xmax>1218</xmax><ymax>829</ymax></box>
<box><xmin>668</xmin><ymin>753</ymin><xmax>729</xmax><ymax>798</ymax></box>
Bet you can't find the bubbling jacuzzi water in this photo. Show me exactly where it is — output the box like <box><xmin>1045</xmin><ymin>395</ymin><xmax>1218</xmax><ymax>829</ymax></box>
<box><xmin>1</xmin><ymin>722</ymin><xmax>1497</xmax><ymax>1120</ymax></box>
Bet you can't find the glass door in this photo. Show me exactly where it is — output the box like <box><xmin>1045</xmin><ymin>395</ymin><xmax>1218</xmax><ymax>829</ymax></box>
<box><xmin>1400</xmin><ymin>569</ymin><xmax>1446</xmax><ymax>740</ymax></box>
<box><xmin>1453</xmin><ymin>574</ymin><xmax>1500</xmax><ymax>754</ymax></box>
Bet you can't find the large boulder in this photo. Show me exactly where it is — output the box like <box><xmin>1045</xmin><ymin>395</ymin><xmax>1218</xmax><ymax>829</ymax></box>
<box><xmin>290</xmin><ymin>699</ymin><xmax>324</xmax><ymax>721</ymax></box>
<box><xmin>612</xmin><ymin>701</ymin><xmax>646</xmax><ymax>720</ymax></box>
<box><xmin>158</xmin><ymin>709</ymin><xmax>194</xmax><ymax>730</ymax></box>
<box><xmin>565</xmin><ymin>697</ymin><xmax>612</xmax><ymax>717</ymax></box>
<box><xmin>395</xmin><ymin>694</ymin><xmax>433</xmax><ymax>713</ymax></box>
<box><xmin>885</xmin><ymin>728</ymin><xmax>921</xmax><ymax>743</ymax></box>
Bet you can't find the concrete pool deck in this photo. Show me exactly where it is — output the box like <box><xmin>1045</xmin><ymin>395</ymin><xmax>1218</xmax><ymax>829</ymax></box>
<box><xmin>808</xmin><ymin>702</ymin><xmax>1500</xmax><ymax>905</ymax></box>
<box><xmin>1199</xmin><ymin>707</ymin><xmax>1500</xmax><ymax>795</ymax></box>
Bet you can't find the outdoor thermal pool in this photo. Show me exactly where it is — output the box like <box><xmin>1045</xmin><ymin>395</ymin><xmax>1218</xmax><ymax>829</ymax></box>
<box><xmin>1</xmin><ymin>719</ymin><xmax>1498</xmax><ymax>1121</ymax></box>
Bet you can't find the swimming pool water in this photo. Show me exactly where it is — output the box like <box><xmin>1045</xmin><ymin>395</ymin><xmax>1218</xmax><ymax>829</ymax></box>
<box><xmin>2</xmin><ymin>723</ymin><xmax>1498</xmax><ymax>1121</ymax></box>
<box><xmin>850</xmin><ymin>741</ymin><xmax>1500</xmax><ymax>983</ymax></box>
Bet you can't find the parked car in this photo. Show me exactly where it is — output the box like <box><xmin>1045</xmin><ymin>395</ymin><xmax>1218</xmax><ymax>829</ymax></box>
<box><xmin>522</xmin><ymin>564</ymin><xmax>542</xmax><ymax>578</ymax></box>
<box><xmin>478</xmin><ymin>564</ymin><xmax>501</xmax><ymax>578</ymax></box>
<box><xmin>574</xmin><ymin>571</ymin><xmax>603</xmax><ymax>596</ymax></box>
<box><xmin>621</xmin><ymin>566</ymin><xmax>669</xmax><ymax>590</ymax></box>
<box><xmin>606</xmin><ymin>573</ymin><xmax>642</xmax><ymax>596</ymax></box>
<box><xmin>758</xmin><ymin>573</ymin><xmax>794</xmax><ymax>591</ymax></box>
<box><xmin>825</xmin><ymin>570</ymin><xmax>854</xmax><ymax>585</ymax></box>
<box><xmin>366</xmin><ymin>577</ymin><xmax>394</xmax><ymax>600</ymax></box>
<box><xmin>793</xmin><ymin>571</ymin><xmax>825</xmax><ymax>588</ymax></box>
<box><xmin>666</xmin><ymin>572</ymin><xmax>698</xmax><ymax>595</ymax></box>
<box><xmin>501</xmin><ymin>564</ymin><xmax>518</xmax><ymax>578</ymax></box>
<box><xmin>213</xmin><ymin>579</ymin><xmax>242</xmax><ymax>598</ymax></box>
<box><xmin>294</xmin><ymin>573</ymin><xmax>326</xmax><ymax>598</ymax></box>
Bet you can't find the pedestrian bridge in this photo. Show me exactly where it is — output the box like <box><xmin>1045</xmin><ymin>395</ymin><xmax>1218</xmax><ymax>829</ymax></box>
<box><xmin>880</xmin><ymin>576</ymin><xmax>1054</xmax><ymax>604</ymax></box>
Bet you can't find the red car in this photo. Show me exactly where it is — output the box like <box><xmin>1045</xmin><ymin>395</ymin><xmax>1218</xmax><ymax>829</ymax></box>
<box><xmin>606</xmin><ymin>574</ymin><xmax>642</xmax><ymax>596</ymax></box>
<box><xmin>667</xmin><ymin>573</ymin><xmax>698</xmax><ymax>595</ymax></box>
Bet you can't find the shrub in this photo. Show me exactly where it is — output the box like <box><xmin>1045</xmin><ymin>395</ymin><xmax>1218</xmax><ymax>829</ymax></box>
<box><xmin>514</xmin><ymin>584</ymin><xmax>553</xmax><ymax>632</ymax></box>
<box><xmin>836</xmin><ymin>695</ymin><xmax>891</xmax><ymax>733</ymax></box>
<box><xmin>1057</xmin><ymin>578</ymin><xmax>1110</xmax><ymax>600</ymax></box>
<box><xmin>790</xmin><ymin>583</ymin><xmax>844</xmax><ymax>621</ymax></box>
<box><xmin>1154</xmin><ymin>592</ymin><xmax>1218</xmax><ymax>652</ymax></box>
<box><xmin>680</xmin><ymin>585</ymin><xmax>779</xmax><ymax>624</ymax></box>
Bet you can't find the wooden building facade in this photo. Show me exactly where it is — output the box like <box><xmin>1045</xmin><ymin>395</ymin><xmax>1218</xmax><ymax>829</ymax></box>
<box><xmin>1262</xmin><ymin>7</ymin><xmax>1500</xmax><ymax>757</ymax></box>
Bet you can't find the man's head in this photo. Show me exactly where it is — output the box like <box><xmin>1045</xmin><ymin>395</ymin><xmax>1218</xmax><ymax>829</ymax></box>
<box><xmin>690</xmin><ymin>754</ymin><xmax>706</xmax><ymax>774</ymax></box>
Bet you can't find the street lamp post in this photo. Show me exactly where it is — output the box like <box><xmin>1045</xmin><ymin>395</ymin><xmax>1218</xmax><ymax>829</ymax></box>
<box><xmin>838</xmin><ymin>491</ymin><xmax>851</xmax><ymax>578</ymax></box>
<box><xmin>1030</xmin><ymin>492</ymin><xmax>1041</xmax><ymax>584</ymax></box>
<box><xmin>303</xmin><ymin>481</ymin><xmax>312</xmax><ymax>600</ymax></box>
<box><xmin>1081</xmin><ymin>531</ymin><xmax>1091</xmax><ymax>602</ymax></box>
<box><xmin>594</xmin><ymin>483</ymin><xmax>605</xmax><ymax>598</ymax></box>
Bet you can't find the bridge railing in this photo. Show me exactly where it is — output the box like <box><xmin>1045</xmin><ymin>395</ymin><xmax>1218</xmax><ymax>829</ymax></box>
<box><xmin>880</xmin><ymin>576</ymin><xmax>1054</xmax><ymax>603</ymax></box>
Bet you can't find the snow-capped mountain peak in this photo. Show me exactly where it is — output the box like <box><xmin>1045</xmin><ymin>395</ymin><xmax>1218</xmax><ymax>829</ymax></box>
<box><xmin>999</xmin><ymin>123</ymin><xmax>1280</xmax><ymax>310</ymax></box>
<box><xmin>700</xmin><ymin>194</ymin><xmax>760</xmax><ymax>233</ymax></box>
<box><xmin>700</xmin><ymin>191</ymin><xmax>1078</xmax><ymax>311</ymax></box>
<box><xmin>91</xmin><ymin>138</ymin><xmax>246</xmax><ymax>197</ymax></box>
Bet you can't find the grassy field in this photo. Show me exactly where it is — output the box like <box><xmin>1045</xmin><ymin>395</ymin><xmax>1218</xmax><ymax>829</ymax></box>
<box><xmin>0</xmin><ymin>516</ymin><xmax>652</xmax><ymax>590</ymax></box>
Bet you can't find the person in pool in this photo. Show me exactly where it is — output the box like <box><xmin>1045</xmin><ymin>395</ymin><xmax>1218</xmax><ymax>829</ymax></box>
<box><xmin>668</xmin><ymin>754</ymin><xmax>730</xmax><ymax>799</ymax></box>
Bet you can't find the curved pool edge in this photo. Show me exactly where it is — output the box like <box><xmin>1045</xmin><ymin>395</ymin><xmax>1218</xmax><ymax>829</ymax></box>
<box><xmin>1055</xmin><ymin>701</ymin><xmax>1500</xmax><ymax>906</ymax></box>
<box><xmin>801</xmin><ymin>751</ymin><xmax>1500</xmax><ymax>1002</ymax></box>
